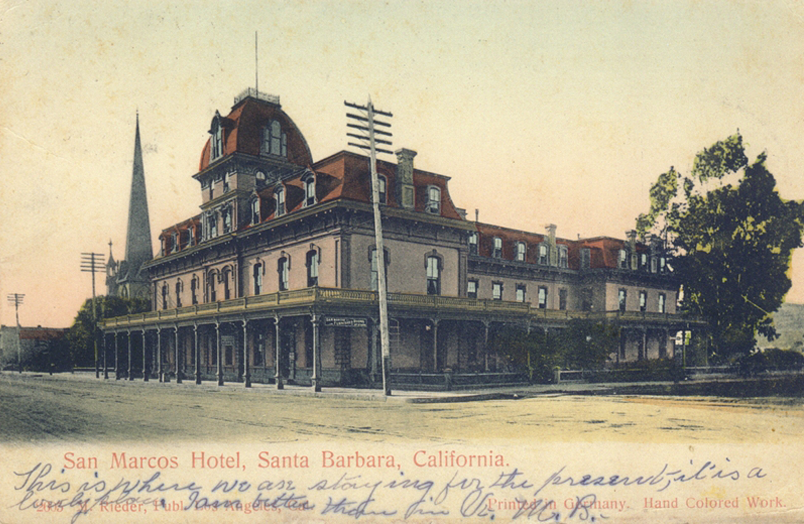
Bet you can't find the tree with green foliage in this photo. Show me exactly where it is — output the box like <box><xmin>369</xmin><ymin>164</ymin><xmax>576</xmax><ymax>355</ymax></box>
<box><xmin>492</xmin><ymin>319</ymin><xmax>615</xmax><ymax>382</ymax></box>
<box><xmin>66</xmin><ymin>296</ymin><xmax>150</xmax><ymax>367</ymax></box>
<box><xmin>637</xmin><ymin>133</ymin><xmax>804</xmax><ymax>359</ymax></box>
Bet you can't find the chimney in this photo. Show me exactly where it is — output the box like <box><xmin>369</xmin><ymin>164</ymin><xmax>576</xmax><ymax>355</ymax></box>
<box><xmin>546</xmin><ymin>224</ymin><xmax>557</xmax><ymax>266</ymax></box>
<box><xmin>626</xmin><ymin>229</ymin><xmax>638</xmax><ymax>270</ymax></box>
<box><xmin>395</xmin><ymin>148</ymin><xmax>417</xmax><ymax>210</ymax></box>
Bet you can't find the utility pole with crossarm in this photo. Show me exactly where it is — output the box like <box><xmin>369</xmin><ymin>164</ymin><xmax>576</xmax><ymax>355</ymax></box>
<box><xmin>7</xmin><ymin>293</ymin><xmax>24</xmax><ymax>373</ymax></box>
<box><xmin>345</xmin><ymin>98</ymin><xmax>393</xmax><ymax>395</ymax></box>
<box><xmin>81</xmin><ymin>252</ymin><xmax>105</xmax><ymax>378</ymax></box>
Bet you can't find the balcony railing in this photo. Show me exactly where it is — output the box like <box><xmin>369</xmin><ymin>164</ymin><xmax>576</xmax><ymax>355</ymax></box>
<box><xmin>102</xmin><ymin>287</ymin><xmax>698</xmax><ymax>329</ymax></box>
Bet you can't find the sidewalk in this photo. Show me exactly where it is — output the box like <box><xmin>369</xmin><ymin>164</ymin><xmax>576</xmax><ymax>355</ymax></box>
<box><xmin>0</xmin><ymin>370</ymin><xmax>685</xmax><ymax>403</ymax></box>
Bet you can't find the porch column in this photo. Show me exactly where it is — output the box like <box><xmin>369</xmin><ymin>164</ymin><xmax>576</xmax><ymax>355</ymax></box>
<box><xmin>243</xmin><ymin>319</ymin><xmax>251</xmax><ymax>388</ymax></box>
<box><xmin>640</xmin><ymin>328</ymin><xmax>647</xmax><ymax>361</ymax></box>
<box><xmin>483</xmin><ymin>321</ymin><xmax>490</xmax><ymax>372</ymax></box>
<box><xmin>216</xmin><ymin>321</ymin><xmax>223</xmax><ymax>386</ymax></box>
<box><xmin>432</xmin><ymin>319</ymin><xmax>440</xmax><ymax>372</ymax></box>
<box><xmin>275</xmin><ymin>316</ymin><xmax>283</xmax><ymax>390</ymax></box>
<box><xmin>127</xmin><ymin>330</ymin><xmax>133</xmax><ymax>380</ymax></box>
<box><xmin>311</xmin><ymin>314</ymin><xmax>321</xmax><ymax>392</ymax></box>
<box><xmin>142</xmin><ymin>330</ymin><xmax>149</xmax><ymax>382</ymax></box>
<box><xmin>194</xmin><ymin>324</ymin><xmax>201</xmax><ymax>385</ymax></box>
<box><xmin>103</xmin><ymin>334</ymin><xmax>109</xmax><ymax>380</ymax></box>
<box><xmin>157</xmin><ymin>327</ymin><xmax>163</xmax><ymax>382</ymax></box>
<box><xmin>114</xmin><ymin>332</ymin><xmax>120</xmax><ymax>380</ymax></box>
<box><xmin>175</xmin><ymin>325</ymin><xmax>182</xmax><ymax>384</ymax></box>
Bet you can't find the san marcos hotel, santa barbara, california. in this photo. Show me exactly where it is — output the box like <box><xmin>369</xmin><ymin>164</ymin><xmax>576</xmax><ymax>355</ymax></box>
<box><xmin>101</xmin><ymin>89</ymin><xmax>691</xmax><ymax>391</ymax></box>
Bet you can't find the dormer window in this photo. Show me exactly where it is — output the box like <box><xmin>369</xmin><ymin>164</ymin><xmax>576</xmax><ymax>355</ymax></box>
<box><xmin>515</xmin><ymin>242</ymin><xmax>526</xmax><ymax>262</ymax></box>
<box><xmin>275</xmin><ymin>186</ymin><xmax>285</xmax><ymax>217</ymax></box>
<box><xmin>492</xmin><ymin>237</ymin><xmax>502</xmax><ymax>258</ymax></box>
<box><xmin>558</xmin><ymin>245</ymin><xmax>568</xmax><ymax>268</ymax></box>
<box><xmin>581</xmin><ymin>248</ymin><xmax>591</xmax><ymax>269</ymax></box>
<box><xmin>210</xmin><ymin>114</ymin><xmax>223</xmax><ymax>161</ymax></box>
<box><xmin>377</xmin><ymin>175</ymin><xmax>387</xmax><ymax>204</ymax></box>
<box><xmin>538</xmin><ymin>243</ymin><xmax>548</xmax><ymax>265</ymax></box>
<box><xmin>468</xmin><ymin>232</ymin><xmax>478</xmax><ymax>255</ymax></box>
<box><xmin>188</xmin><ymin>226</ymin><xmax>195</xmax><ymax>246</ymax></box>
<box><xmin>618</xmin><ymin>249</ymin><xmax>628</xmax><ymax>269</ymax></box>
<box><xmin>251</xmin><ymin>198</ymin><xmax>261</xmax><ymax>225</ymax></box>
<box><xmin>171</xmin><ymin>232</ymin><xmax>178</xmax><ymax>253</ymax></box>
<box><xmin>303</xmin><ymin>173</ymin><xmax>316</xmax><ymax>207</ymax></box>
<box><xmin>426</xmin><ymin>186</ymin><xmax>441</xmax><ymax>214</ymax></box>
<box><xmin>263</xmin><ymin>119</ymin><xmax>287</xmax><ymax>157</ymax></box>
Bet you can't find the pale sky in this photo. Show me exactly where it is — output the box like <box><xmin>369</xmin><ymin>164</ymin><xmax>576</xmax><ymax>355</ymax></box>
<box><xmin>2</xmin><ymin>0</ymin><xmax>804</xmax><ymax>328</ymax></box>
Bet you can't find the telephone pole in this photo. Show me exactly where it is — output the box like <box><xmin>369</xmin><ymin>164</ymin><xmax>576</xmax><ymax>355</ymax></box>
<box><xmin>345</xmin><ymin>97</ymin><xmax>393</xmax><ymax>395</ymax></box>
<box><xmin>81</xmin><ymin>252</ymin><xmax>105</xmax><ymax>378</ymax></box>
<box><xmin>6</xmin><ymin>294</ymin><xmax>24</xmax><ymax>373</ymax></box>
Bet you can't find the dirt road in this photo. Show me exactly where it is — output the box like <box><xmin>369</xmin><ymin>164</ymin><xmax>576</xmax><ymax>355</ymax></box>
<box><xmin>0</xmin><ymin>372</ymin><xmax>801</xmax><ymax>444</ymax></box>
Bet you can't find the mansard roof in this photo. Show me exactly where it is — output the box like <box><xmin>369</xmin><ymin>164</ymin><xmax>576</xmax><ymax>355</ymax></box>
<box><xmin>198</xmin><ymin>95</ymin><xmax>313</xmax><ymax>171</ymax></box>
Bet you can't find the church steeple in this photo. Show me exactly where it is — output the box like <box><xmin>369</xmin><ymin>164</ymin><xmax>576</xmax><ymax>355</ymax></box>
<box><xmin>117</xmin><ymin>112</ymin><xmax>153</xmax><ymax>299</ymax></box>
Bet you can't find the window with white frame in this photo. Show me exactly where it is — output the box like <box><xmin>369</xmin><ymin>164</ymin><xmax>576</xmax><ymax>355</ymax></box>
<box><xmin>468</xmin><ymin>232</ymin><xmax>478</xmax><ymax>255</ymax></box>
<box><xmin>175</xmin><ymin>280</ymin><xmax>182</xmax><ymax>308</ymax></box>
<box><xmin>538</xmin><ymin>243</ymin><xmax>548</xmax><ymax>265</ymax></box>
<box><xmin>275</xmin><ymin>186</ymin><xmax>285</xmax><ymax>217</ymax></box>
<box><xmin>303</xmin><ymin>173</ymin><xmax>316</xmax><ymax>207</ymax></box>
<box><xmin>467</xmin><ymin>279</ymin><xmax>478</xmax><ymax>299</ymax></box>
<box><xmin>210</xmin><ymin>116</ymin><xmax>223</xmax><ymax>161</ymax></box>
<box><xmin>426</xmin><ymin>186</ymin><xmax>441</xmax><ymax>214</ymax></box>
<box><xmin>558</xmin><ymin>245</ymin><xmax>568</xmax><ymax>268</ymax></box>
<box><xmin>515</xmin><ymin>242</ymin><xmax>526</xmax><ymax>262</ymax></box>
<box><xmin>191</xmin><ymin>276</ymin><xmax>199</xmax><ymax>305</ymax></box>
<box><xmin>161</xmin><ymin>283</ymin><xmax>169</xmax><ymax>310</ymax></box>
<box><xmin>263</xmin><ymin>119</ymin><xmax>287</xmax><ymax>157</ymax></box>
<box><xmin>207</xmin><ymin>212</ymin><xmax>218</xmax><ymax>239</ymax></box>
<box><xmin>251</xmin><ymin>198</ymin><xmax>260</xmax><ymax>225</ymax></box>
<box><xmin>278</xmin><ymin>257</ymin><xmax>289</xmax><ymax>291</ymax></box>
<box><xmin>516</xmin><ymin>284</ymin><xmax>526</xmax><ymax>303</ymax></box>
<box><xmin>207</xmin><ymin>271</ymin><xmax>217</xmax><ymax>302</ymax></box>
<box><xmin>660</xmin><ymin>256</ymin><xmax>666</xmax><ymax>273</ymax></box>
<box><xmin>377</xmin><ymin>175</ymin><xmax>387</xmax><ymax>204</ymax></box>
<box><xmin>618</xmin><ymin>249</ymin><xmax>628</xmax><ymax>269</ymax></box>
<box><xmin>222</xmin><ymin>268</ymin><xmax>231</xmax><ymax>300</ymax></box>
<box><xmin>253</xmin><ymin>263</ymin><xmax>263</xmax><ymax>295</ymax></box>
<box><xmin>618</xmin><ymin>289</ymin><xmax>627</xmax><ymax>312</ymax></box>
<box><xmin>223</xmin><ymin>172</ymin><xmax>230</xmax><ymax>193</ymax></box>
<box><xmin>492</xmin><ymin>282</ymin><xmax>503</xmax><ymax>300</ymax></box>
<box><xmin>658</xmin><ymin>293</ymin><xmax>666</xmax><ymax>313</ymax></box>
<box><xmin>426</xmin><ymin>256</ymin><xmax>440</xmax><ymax>295</ymax></box>
<box><xmin>538</xmin><ymin>286</ymin><xmax>548</xmax><ymax>309</ymax></box>
<box><xmin>307</xmin><ymin>250</ymin><xmax>319</xmax><ymax>287</ymax></box>
<box><xmin>222</xmin><ymin>207</ymin><xmax>232</xmax><ymax>234</ymax></box>
<box><xmin>639</xmin><ymin>290</ymin><xmax>647</xmax><ymax>312</ymax></box>
<box><xmin>492</xmin><ymin>237</ymin><xmax>502</xmax><ymax>258</ymax></box>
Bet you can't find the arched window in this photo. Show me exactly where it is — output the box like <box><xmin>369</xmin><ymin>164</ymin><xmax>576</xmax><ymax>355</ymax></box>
<box><xmin>190</xmin><ymin>275</ymin><xmax>199</xmax><ymax>305</ymax></box>
<box><xmin>263</xmin><ymin>119</ymin><xmax>287</xmax><ymax>157</ymax></box>
<box><xmin>303</xmin><ymin>173</ymin><xmax>316</xmax><ymax>207</ymax></box>
<box><xmin>207</xmin><ymin>271</ymin><xmax>217</xmax><ymax>302</ymax></box>
<box><xmin>161</xmin><ymin>283</ymin><xmax>169</xmax><ymax>310</ymax></box>
<box><xmin>253</xmin><ymin>263</ymin><xmax>263</xmax><ymax>295</ymax></box>
<box><xmin>278</xmin><ymin>257</ymin><xmax>289</xmax><ymax>291</ymax></box>
<box><xmin>515</xmin><ymin>242</ymin><xmax>526</xmax><ymax>262</ymax></box>
<box><xmin>425</xmin><ymin>252</ymin><xmax>442</xmax><ymax>296</ymax></box>
<box><xmin>222</xmin><ymin>267</ymin><xmax>232</xmax><ymax>300</ymax></box>
<box><xmin>175</xmin><ymin>280</ymin><xmax>183</xmax><ymax>308</ymax></box>
<box><xmin>210</xmin><ymin>114</ymin><xmax>223</xmax><ymax>160</ymax></box>
<box><xmin>558</xmin><ymin>245</ymin><xmax>569</xmax><ymax>268</ymax></box>
<box><xmin>538</xmin><ymin>243</ymin><xmax>549</xmax><ymax>265</ymax></box>
<box><xmin>492</xmin><ymin>237</ymin><xmax>502</xmax><ymax>258</ymax></box>
<box><xmin>426</xmin><ymin>186</ymin><xmax>441</xmax><ymax>214</ymax></box>
<box><xmin>468</xmin><ymin>232</ymin><xmax>478</xmax><ymax>255</ymax></box>
<box><xmin>251</xmin><ymin>198</ymin><xmax>261</xmax><ymax>225</ymax></box>
<box><xmin>275</xmin><ymin>186</ymin><xmax>285</xmax><ymax>217</ymax></box>
<box><xmin>377</xmin><ymin>175</ymin><xmax>387</xmax><ymax>204</ymax></box>
<box><xmin>306</xmin><ymin>249</ymin><xmax>319</xmax><ymax>287</ymax></box>
<box><xmin>618</xmin><ymin>249</ymin><xmax>628</xmax><ymax>269</ymax></box>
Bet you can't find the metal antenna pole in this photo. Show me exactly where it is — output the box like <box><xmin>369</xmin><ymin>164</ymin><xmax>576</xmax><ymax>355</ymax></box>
<box><xmin>7</xmin><ymin>294</ymin><xmax>24</xmax><ymax>373</ymax></box>
<box><xmin>81</xmin><ymin>252</ymin><xmax>105</xmax><ymax>378</ymax></box>
<box><xmin>345</xmin><ymin>98</ymin><xmax>393</xmax><ymax>395</ymax></box>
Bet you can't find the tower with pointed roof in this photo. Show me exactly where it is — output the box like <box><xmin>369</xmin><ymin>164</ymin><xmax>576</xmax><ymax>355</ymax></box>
<box><xmin>108</xmin><ymin>114</ymin><xmax>153</xmax><ymax>299</ymax></box>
